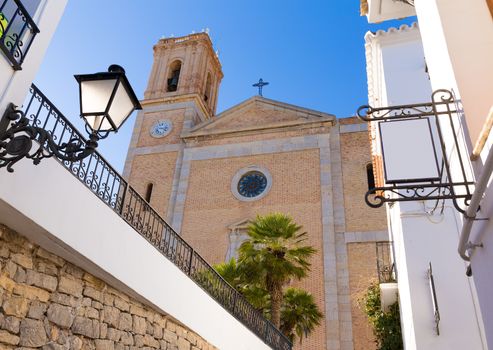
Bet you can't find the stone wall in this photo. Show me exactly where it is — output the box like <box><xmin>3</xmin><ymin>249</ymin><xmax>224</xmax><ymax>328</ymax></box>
<box><xmin>0</xmin><ymin>224</ymin><xmax>217</xmax><ymax>350</ymax></box>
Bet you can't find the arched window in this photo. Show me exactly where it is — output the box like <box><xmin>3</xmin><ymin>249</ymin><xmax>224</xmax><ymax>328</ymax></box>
<box><xmin>225</xmin><ymin>219</ymin><xmax>250</xmax><ymax>261</ymax></box>
<box><xmin>145</xmin><ymin>183</ymin><xmax>154</xmax><ymax>203</ymax></box>
<box><xmin>204</xmin><ymin>72</ymin><xmax>212</xmax><ymax>102</ymax></box>
<box><xmin>167</xmin><ymin>60</ymin><xmax>181</xmax><ymax>92</ymax></box>
<box><xmin>366</xmin><ymin>163</ymin><xmax>376</xmax><ymax>191</ymax></box>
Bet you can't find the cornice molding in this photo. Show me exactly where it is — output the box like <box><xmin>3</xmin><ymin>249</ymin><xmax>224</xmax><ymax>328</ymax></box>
<box><xmin>140</xmin><ymin>93</ymin><xmax>212</xmax><ymax>120</ymax></box>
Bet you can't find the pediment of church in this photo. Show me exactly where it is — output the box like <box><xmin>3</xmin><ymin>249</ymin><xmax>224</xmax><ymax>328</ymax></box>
<box><xmin>183</xmin><ymin>96</ymin><xmax>335</xmax><ymax>138</ymax></box>
<box><xmin>227</xmin><ymin>218</ymin><xmax>251</xmax><ymax>231</ymax></box>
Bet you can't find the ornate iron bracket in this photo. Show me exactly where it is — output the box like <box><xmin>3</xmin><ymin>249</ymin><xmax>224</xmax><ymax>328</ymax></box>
<box><xmin>0</xmin><ymin>103</ymin><xmax>99</xmax><ymax>172</ymax></box>
<box><xmin>358</xmin><ymin>90</ymin><xmax>475</xmax><ymax>214</ymax></box>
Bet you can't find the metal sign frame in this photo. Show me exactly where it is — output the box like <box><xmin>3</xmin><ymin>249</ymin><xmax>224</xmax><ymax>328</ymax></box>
<box><xmin>357</xmin><ymin>89</ymin><xmax>474</xmax><ymax>214</ymax></box>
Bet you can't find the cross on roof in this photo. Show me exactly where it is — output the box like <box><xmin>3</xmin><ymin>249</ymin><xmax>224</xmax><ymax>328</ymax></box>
<box><xmin>252</xmin><ymin>78</ymin><xmax>269</xmax><ymax>97</ymax></box>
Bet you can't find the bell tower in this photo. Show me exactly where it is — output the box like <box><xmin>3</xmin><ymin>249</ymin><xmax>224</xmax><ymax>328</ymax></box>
<box><xmin>123</xmin><ymin>33</ymin><xmax>223</xmax><ymax>221</ymax></box>
<box><xmin>144</xmin><ymin>33</ymin><xmax>223</xmax><ymax>115</ymax></box>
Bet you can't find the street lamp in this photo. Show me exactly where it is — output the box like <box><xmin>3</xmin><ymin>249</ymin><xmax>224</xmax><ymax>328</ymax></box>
<box><xmin>0</xmin><ymin>65</ymin><xmax>141</xmax><ymax>172</ymax></box>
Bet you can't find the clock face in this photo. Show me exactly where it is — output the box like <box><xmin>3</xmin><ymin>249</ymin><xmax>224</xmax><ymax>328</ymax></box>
<box><xmin>150</xmin><ymin>120</ymin><xmax>172</xmax><ymax>138</ymax></box>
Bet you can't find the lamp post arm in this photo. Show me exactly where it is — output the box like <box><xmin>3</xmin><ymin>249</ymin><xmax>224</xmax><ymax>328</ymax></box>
<box><xmin>0</xmin><ymin>103</ymin><xmax>99</xmax><ymax>172</ymax></box>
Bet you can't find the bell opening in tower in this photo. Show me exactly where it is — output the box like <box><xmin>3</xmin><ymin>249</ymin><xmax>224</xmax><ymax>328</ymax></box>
<box><xmin>167</xmin><ymin>60</ymin><xmax>182</xmax><ymax>92</ymax></box>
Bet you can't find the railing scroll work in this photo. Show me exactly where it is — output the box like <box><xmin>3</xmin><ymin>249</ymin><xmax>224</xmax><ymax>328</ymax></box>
<box><xmin>19</xmin><ymin>84</ymin><xmax>292</xmax><ymax>350</ymax></box>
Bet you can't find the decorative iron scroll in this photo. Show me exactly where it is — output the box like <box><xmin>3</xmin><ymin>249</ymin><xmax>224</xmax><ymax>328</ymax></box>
<box><xmin>18</xmin><ymin>84</ymin><xmax>292</xmax><ymax>350</ymax></box>
<box><xmin>0</xmin><ymin>0</ymin><xmax>40</xmax><ymax>70</ymax></box>
<box><xmin>0</xmin><ymin>103</ymin><xmax>99</xmax><ymax>172</ymax></box>
<box><xmin>357</xmin><ymin>89</ymin><xmax>475</xmax><ymax>214</ymax></box>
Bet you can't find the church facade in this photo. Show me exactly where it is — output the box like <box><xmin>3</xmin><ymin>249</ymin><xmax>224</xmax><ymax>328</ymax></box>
<box><xmin>123</xmin><ymin>33</ymin><xmax>387</xmax><ymax>350</ymax></box>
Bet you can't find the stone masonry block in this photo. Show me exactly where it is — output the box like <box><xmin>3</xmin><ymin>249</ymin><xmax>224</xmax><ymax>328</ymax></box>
<box><xmin>118</xmin><ymin>312</ymin><xmax>132</xmax><ymax>331</ymax></box>
<box><xmin>102</xmin><ymin>306</ymin><xmax>120</xmax><ymax>328</ymax></box>
<box><xmin>114</xmin><ymin>298</ymin><xmax>130</xmax><ymax>312</ymax></box>
<box><xmin>19</xmin><ymin>318</ymin><xmax>47</xmax><ymax>347</ymax></box>
<box><xmin>0</xmin><ymin>329</ymin><xmax>20</xmax><ymax>345</ymax></box>
<box><xmin>47</xmin><ymin>303</ymin><xmax>75</xmax><ymax>328</ymax></box>
<box><xmin>36</xmin><ymin>248</ymin><xmax>65</xmax><ymax>267</ymax></box>
<box><xmin>10</xmin><ymin>254</ymin><xmax>32</xmax><ymax>270</ymax></box>
<box><xmin>57</xmin><ymin>276</ymin><xmax>83</xmax><ymax>297</ymax></box>
<box><xmin>2</xmin><ymin>296</ymin><xmax>29</xmax><ymax>317</ymax></box>
<box><xmin>27</xmin><ymin>301</ymin><xmax>47</xmax><ymax>320</ymax></box>
<box><xmin>3</xmin><ymin>316</ymin><xmax>20</xmax><ymax>334</ymax></box>
<box><xmin>95</xmin><ymin>339</ymin><xmax>115</xmax><ymax>350</ymax></box>
<box><xmin>13</xmin><ymin>284</ymin><xmax>50</xmax><ymax>302</ymax></box>
<box><xmin>71</xmin><ymin>317</ymin><xmax>100</xmax><ymax>339</ymax></box>
<box><xmin>26</xmin><ymin>270</ymin><xmax>57</xmax><ymax>292</ymax></box>
<box><xmin>132</xmin><ymin>316</ymin><xmax>146</xmax><ymax>335</ymax></box>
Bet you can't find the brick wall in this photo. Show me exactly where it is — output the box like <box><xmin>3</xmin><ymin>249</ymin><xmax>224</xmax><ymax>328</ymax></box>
<box><xmin>339</xmin><ymin>125</ymin><xmax>388</xmax><ymax>349</ymax></box>
<box><xmin>129</xmin><ymin>152</ymin><xmax>178</xmax><ymax>218</ymax></box>
<box><xmin>340</xmin><ymin>130</ymin><xmax>387</xmax><ymax>232</ymax></box>
<box><xmin>181</xmin><ymin>149</ymin><xmax>326</xmax><ymax>350</ymax></box>
<box><xmin>124</xmin><ymin>105</ymin><xmax>389</xmax><ymax>350</ymax></box>
<box><xmin>0</xmin><ymin>224</ymin><xmax>217</xmax><ymax>350</ymax></box>
<box><xmin>137</xmin><ymin>110</ymin><xmax>187</xmax><ymax>148</ymax></box>
<box><xmin>347</xmin><ymin>243</ymin><xmax>378</xmax><ymax>350</ymax></box>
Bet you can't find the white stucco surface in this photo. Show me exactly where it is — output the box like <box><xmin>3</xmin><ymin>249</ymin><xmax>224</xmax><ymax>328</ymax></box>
<box><xmin>0</xmin><ymin>0</ymin><xmax>67</xmax><ymax>115</ymax></box>
<box><xmin>412</xmin><ymin>1</ymin><xmax>493</xmax><ymax>347</ymax></box>
<box><xmin>365</xmin><ymin>0</ymin><xmax>416</xmax><ymax>24</ymax></box>
<box><xmin>0</xmin><ymin>156</ymin><xmax>271</xmax><ymax>350</ymax></box>
<box><xmin>415</xmin><ymin>0</ymin><xmax>493</xmax><ymax>145</ymax></box>
<box><xmin>365</xmin><ymin>23</ymin><xmax>487</xmax><ymax>350</ymax></box>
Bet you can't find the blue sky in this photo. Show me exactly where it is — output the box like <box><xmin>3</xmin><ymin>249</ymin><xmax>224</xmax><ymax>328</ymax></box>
<box><xmin>34</xmin><ymin>1</ymin><xmax>415</xmax><ymax>172</ymax></box>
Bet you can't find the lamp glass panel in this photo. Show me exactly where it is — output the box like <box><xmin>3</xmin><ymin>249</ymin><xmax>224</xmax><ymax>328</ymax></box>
<box><xmin>84</xmin><ymin>115</ymin><xmax>113</xmax><ymax>132</ymax></box>
<box><xmin>107</xmin><ymin>82</ymin><xmax>135</xmax><ymax>129</ymax></box>
<box><xmin>379</xmin><ymin>118</ymin><xmax>440</xmax><ymax>183</ymax></box>
<box><xmin>80</xmin><ymin>78</ymin><xmax>117</xmax><ymax>114</ymax></box>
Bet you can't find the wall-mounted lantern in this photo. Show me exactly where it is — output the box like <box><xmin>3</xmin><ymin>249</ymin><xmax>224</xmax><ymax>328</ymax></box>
<box><xmin>0</xmin><ymin>65</ymin><xmax>141</xmax><ymax>172</ymax></box>
<box><xmin>357</xmin><ymin>89</ymin><xmax>474</xmax><ymax>213</ymax></box>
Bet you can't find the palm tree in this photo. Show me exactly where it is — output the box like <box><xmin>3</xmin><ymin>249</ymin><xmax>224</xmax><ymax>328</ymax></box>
<box><xmin>214</xmin><ymin>258</ymin><xmax>270</xmax><ymax>312</ymax></box>
<box><xmin>281</xmin><ymin>288</ymin><xmax>323</xmax><ymax>343</ymax></box>
<box><xmin>238</xmin><ymin>213</ymin><xmax>316</xmax><ymax>328</ymax></box>
<box><xmin>214</xmin><ymin>258</ymin><xmax>242</xmax><ymax>288</ymax></box>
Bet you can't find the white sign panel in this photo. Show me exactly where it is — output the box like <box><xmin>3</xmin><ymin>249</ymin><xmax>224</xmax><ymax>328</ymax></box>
<box><xmin>379</xmin><ymin>118</ymin><xmax>440</xmax><ymax>183</ymax></box>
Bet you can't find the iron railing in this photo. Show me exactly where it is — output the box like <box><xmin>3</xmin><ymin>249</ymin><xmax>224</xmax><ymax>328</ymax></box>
<box><xmin>376</xmin><ymin>241</ymin><xmax>396</xmax><ymax>283</ymax></box>
<box><xmin>0</xmin><ymin>0</ymin><xmax>39</xmax><ymax>70</ymax></box>
<box><xmin>22</xmin><ymin>84</ymin><xmax>292</xmax><ymax>350</ymax></box>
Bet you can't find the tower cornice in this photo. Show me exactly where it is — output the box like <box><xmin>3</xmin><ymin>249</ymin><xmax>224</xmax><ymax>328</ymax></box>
<box><xmin>154</xmin><ymin>33</ymin><xmax>223</xmax><ymax>78</ymax></box>
<box><xmin>140</xmin><ymin>93</ymin><xmax>212</xmax><ymax>120</ymax></box>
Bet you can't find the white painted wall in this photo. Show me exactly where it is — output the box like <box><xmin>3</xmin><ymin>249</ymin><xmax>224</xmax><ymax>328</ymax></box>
<box><xmin>411</xmin><ymin>1</ymin><xmax>493</xmax><ymax>347</ymax></box>
<box><xmin>365</xmin><ymin>0</ymin><xmax>416</xmax><ymax>24</ymax></box>
<box><xmin>0</xmin><ymin>156</ymin><xmax>272</xmax><ymax>350</ymax></box>
<box><xmin>415</xmin><ymin>0</ymin><xmax>493</xmax><ymax>145</ymax></box>
<box><xmin>467</xmin><ymin>154</ymin><xmax>493</xmax><ymax>349</ymax></box>
<box><xmin>0</xmin><ymin>0</ymin><xmax>67</xmax><ymax>114</ymax></box>
<box><xmin>365</xmin><ymin>24</ymin><xmax>487</xmax><ymax>350</ymax></box>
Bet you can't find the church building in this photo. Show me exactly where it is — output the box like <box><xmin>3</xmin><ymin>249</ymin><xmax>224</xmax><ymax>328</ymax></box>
<box><xmin>123</xmin><ymin>32</ymin><xmax>388</xmax><ymax>350</ymax></box>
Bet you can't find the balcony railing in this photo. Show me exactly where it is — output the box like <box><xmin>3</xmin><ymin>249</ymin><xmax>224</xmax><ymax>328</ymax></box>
<box><xmin>376</xmin><ymin>241</ymin><xmax>396</xmax><ymax>283</ymax></box>
<box><xmin>21</xmin><ymin>84</ymin><xmax>292</xmax><ymax>350</ymax></box>
<box><xmin>0</xmin><ymin>0</ymin><xmax>39</xmax><ymax>70</ymax></box>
